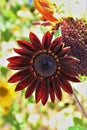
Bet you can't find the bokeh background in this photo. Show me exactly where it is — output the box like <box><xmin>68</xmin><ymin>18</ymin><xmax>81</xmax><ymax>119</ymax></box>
<box><xmin>0</xmin><ymin>0</ymin><xmax>87</xmax><ymax>130</ymax></box>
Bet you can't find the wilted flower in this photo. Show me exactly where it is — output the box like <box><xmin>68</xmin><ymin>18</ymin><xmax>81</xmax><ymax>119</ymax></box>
<box><xmin>7</xmin><ymin>31</ymin><xmax>80</xmax><ymax>105</ymax></box>
<box><xmin>58</xmin><ymin>18</ymin><xmax>87</xmax><ymax>75</ymax></box>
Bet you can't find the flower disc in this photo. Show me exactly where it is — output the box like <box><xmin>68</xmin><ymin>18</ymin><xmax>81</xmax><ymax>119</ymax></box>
<box><xmin>33</xmin><ymin>52</ymin><xmax>58</xmax><ymax>78</ymax></box>
<box><xmin>0</xmin><ymin>87</ymin><xmax>8</xmax><ymax>97</ymax></box>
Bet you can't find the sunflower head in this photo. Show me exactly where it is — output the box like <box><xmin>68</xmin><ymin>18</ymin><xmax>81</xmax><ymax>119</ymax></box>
<box><xmin>7</xmin><ymin>31</ymin><xmax>80</xmax><ymax>105</ymax></box>
<box><xmin>56</xmin><ymin>17</ymin><xmax>87</xmax><ymax>75</ymax></box>
<box><xmin>0</xmin><ymin>87</ymin><xmax>8</xmax><ymax>97</ymax></box>
<box><xmin>0</xmin><ymin>79</ymin><xmax>16</xmax><ymax>115</ymax></box>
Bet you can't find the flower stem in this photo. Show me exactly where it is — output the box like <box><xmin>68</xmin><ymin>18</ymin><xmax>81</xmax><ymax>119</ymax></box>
<box><xmin>73</xmin><ymin>90</ymin><xmax>87</xmax><ymax>118</ymax></box>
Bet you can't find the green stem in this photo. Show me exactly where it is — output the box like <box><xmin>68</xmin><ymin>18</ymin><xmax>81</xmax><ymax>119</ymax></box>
<box><xmin>73</xmin><ymin>90</ymin><xmax>87</xmax><ymax>118</ymax></box>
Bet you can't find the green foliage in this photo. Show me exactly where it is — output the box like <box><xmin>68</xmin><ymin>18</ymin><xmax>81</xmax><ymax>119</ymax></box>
<box><xmin>79</xmin><ymin>75</ymin><xmax>87</xmax><ymax>82</ymax></box>
<box><xmin>68</xmin><ymin>126</ymin><xmax>85</xmax><ymax>130</ymax></box>
<box><xmin>48</xmin><ymin>102</ymin><xmax>56</xmax><ymax>109</ymax></box>
<box><xmin>73</xmin><ymin>117</ymin><xmax>87</xmax><ymax>130</ymax></box>
<box><xmin>0</xmin><ymin>66</ymin><xmax>9</xmax><ymax>77</ymax></box>
<box><xmin>40</xmin><ymin>106</ymin><xmax>48</xmax><ymax>115</ymax></box>
<box><xmin>54</xmin><ymin>27</ymin><xmax>62</xmax><ymax>38</ymax></box>
<box><xmin>3</xmin><ymin>107</ymin><xmax>23</xmax><ymax>130</ymax></box>
<box><xmin>73</xmin><ymin>117</ymin><xmax>83</xmax><ymax>126</ymax></box>
<box><xmin>30</xmin><ymin>119</ymin><xmax>41</xmax><ymax>130</ymax></box>
<box><xmin>27</xmin><ymin>95</ymin><xmax>35</xmax><ymax>103</ymax></box>
<box><xmin>3</xmin><ymin>9</ymin><xmax>16</xmax><ymax>21</ymax></box>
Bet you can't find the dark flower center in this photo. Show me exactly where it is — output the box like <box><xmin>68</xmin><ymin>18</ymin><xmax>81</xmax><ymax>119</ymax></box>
<box><xmin>0</xmin><ymin>87</ymin><xmax>8</xmax><ymax>97</ymax></box>
<box><xmin>33</xmin><ymin>52</ymin><xmax>58</xmax><ymax>78</ymax></box>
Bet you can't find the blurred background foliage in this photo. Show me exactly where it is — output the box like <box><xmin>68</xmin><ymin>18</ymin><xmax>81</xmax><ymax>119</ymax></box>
<box><xmin>0</xmin><ymin>0</ymin><xmax>87</xmax><ymax>130</ymax></box>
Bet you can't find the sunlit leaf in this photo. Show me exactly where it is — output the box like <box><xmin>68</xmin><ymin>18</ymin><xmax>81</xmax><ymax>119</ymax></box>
<box><xmin>40</xmin><ymin>106</ymin><xmax>47</xmax><ymax>115</ymax></box>
<box><xmin>1</xmin><ymin>66</ymin><xmax>9</xmax><ymax>76</ymax></box>
<box><xmin>68</xmin><ymin>126</ymin><xmax>85</xmax><ymax>130</ymax></box>
<box><xmin>3</xmin><ymin>9</ymin><xmax>16</xmax><ymax>21</ymax></box>
<box><xmin>0</xmin><ymin>16</ymin><xmax>6</xmax><ymax>31</ymax></box>
<box><xmin>73</xmin><ymin>117</ymin><xmax>83</xmax><ymax>126</ymax></box>
<box><xmin>79</xmin><ymin>75</ymin><xmax>87</xmax><ymax>81</ymax></box>
<box><xmin>48</xmin><ymin>102</ymin><xmax>56</xmax><ymax>109</ymax></box>
<box><xmin>27</xmin><ymin>95</ymin><xmax>34</xmax><ymax>103</ymax></box>
<box><xmin>54</xmin><ymin>27</ymin><xmax>62</xmax><ymax>38</ymax></box>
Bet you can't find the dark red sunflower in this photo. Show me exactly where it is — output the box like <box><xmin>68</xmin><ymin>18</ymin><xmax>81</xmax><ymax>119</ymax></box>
<box><xmin>7</xmin><ymin>31</ymin><xmax>80</xmax><ymax>105</ymax></box>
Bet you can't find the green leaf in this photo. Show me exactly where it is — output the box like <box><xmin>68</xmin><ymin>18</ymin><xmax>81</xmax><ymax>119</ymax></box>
<box><xmin>0</xmin><ymin>15</ymin><xmax>6</xmax><ymax>31</ymax></box>
<box><xmin>0</xmin><ymin>52</ymin><xmax>2</xmax><ymax>57</ymax></box>
<box><xmin>1</xmin><ymin>66</ymin><xmax>9</xmax><ymax>76</ymax></box>
<box><xmin>3</xmin><ymin>9</ymin><xmax>16</xmax><ymax>21</ymax></box>
<box><xmin>48</xmin><ymin>102</ymin><xmax>56</xmax><ymax>109</ymax></box>
<box><xmin>73</xmin><ymin>117</ymin><xmax>83</xmax><ymax>126</ymax></box>
<box><xmin>27</xmin><ymin>95</ymin><xmax>34</xmax><ymax>103</ymax></box>
<box><xmin>68</xmin><ymin>126</ymin><xmax>85</xmax><ymax>130</ymax></box>
<box><xmin>54</xmin><ymin>27</ymin><xmax>62</xmax><ymax>38</ymax></box>
<box><xmin>3</xmin><ymin>102</ymin><xmax>24</xmax><ymax>130</ymax></box>
<box><xmin>40</xmin><ymin>106</ymin><xmax>47</xmax><ymax>115</ymax></box>
<box><xmin>79</xmin><ymin>75</ymin><xmax>87</xmax><ymax>81</ymax></box>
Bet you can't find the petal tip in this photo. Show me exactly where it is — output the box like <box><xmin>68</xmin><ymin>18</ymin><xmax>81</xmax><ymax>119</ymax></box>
<box><xmin>15</xmin><ymin>86</ymin><xmax>21</xmax><ymax>91</ymax></box>
<box><xmin>8</xmin><ymin>78</ymin><xmax>12</xmax><ymax>83</ymax></box>
<box><xmin>25</xmin><ymin>95</ymin><xmax>28</xmax><ymax>98</ymax></box>
<box><xmin>29</xmin><ymin>31</ymin><xmax>34</xmax><ymax>37</ymax></box>
<box><xmin>42</xmin><ymin>101</ymin><xmax>46</xmax><ymax>105</ymax></box>
<box><xmin>58</xmin><ymin>96</ymin><xmax>62</xmax><ymax>101</ymax></box>
<box><xmin>15</xmin><ymin>88</ymin><xmax>18</xmax><ymax>91</ymax></box>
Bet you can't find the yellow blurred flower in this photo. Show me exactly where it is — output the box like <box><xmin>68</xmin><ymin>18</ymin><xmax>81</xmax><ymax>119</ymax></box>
<box><xmin>34</xmin><ymin>0</ymin><xmax>58</xmax><ymax>22</ymax></box>
<box><xmin>0</xmin><ymin>78</ymin><xmax>16</xmax><ymax>115</ymax></box>
<box><xmin>12</xmin><ymin>25</ymin><xmax>20</xmax><ymax>32</ymax></box>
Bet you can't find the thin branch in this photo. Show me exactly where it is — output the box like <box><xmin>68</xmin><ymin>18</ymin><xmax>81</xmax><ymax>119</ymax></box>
<box><xmin>73</xmin><ymin>90</ymin><xmax>87</xmax><ymax>118</ymax></box>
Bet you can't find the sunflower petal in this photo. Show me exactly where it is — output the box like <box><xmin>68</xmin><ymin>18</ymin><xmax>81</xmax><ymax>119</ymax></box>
<box><xmin>53</xmin><ymin>44</ymin><xmax>63</xmax><ymax>54</ymax></box>
<box><xmin>42</xmin><ymin>31</ymin><xmax>52</xmax><ymax>50</ymax></box>
<box><xmin>35</xmin><ymin>79</ymin><xmax>44</xmax><ymax>103</ymax></box>
<box><xmin>17</xmin><ymin>40</ymin><xmax>35</xmax><ymax>51</ymax></box>
<box><xmin>59</xmin><ymin>74</ymin><xmax>73</xmax><ymax>94</ymax></box>
<box><xmin>13</xmin><ymin>48</ymin><xmax>33</xmax><ymax>57</ymax></box>
<box><xmin>35</xmin><ymin>87</ymin><xmax>41</xmax><ymax>103</ymax></box>
<box><xmin>52</xmin><ymin>77</ymin><xmax>62</xmax><ymax>101</ymax></box>
<box><xmin>25</xmin><ymin>78</ymin><xmax>39</xmax><ymax>98</ymax></box>
<box><xmin>49</xmin><ymin>85</ymin><xmax>55</xmax><ymax>103</ymax></box>
<box><xmin>15</xmin><ymin>74</ymin><xmax>34</xmax><ymax>91</ymax></box>
<box><xmin>62</xmin><ymin>74</ymin><xmax>81</xmax><ymax>82</ymax></box>
<box><xmin>46</xmin><ymin>78</ymin><xmax>55</xmax><ymax>103</ymax></box>
<box><xmin>61</xmin><ymin>66</ymin><xmax>78</xmax><ymax>77</ymax></box>
<box><xmin>8</xmin><ymin>69</ymin><xmax>30</xmax><ymax>83</ymax></box>
<box><xmin>59</xmin><ymin>56</ymin><xmax>80</xmax><ymax>64</ymax></box>
<box><xmin>50</xmin><ymin>36</ymin><xmax>62</xmax><ymax>50</ymax></box>
<box><xmin>7</xmin><ymin>62</ymin><xmax>30</xmax><ymax>70</ymax></box>
<box><xmin>7</xmin><ymin>56</ymin><xmax>30</xmax><ymax>63</ymax></box>
<box><xmin>41</xmin><ymin>79</ymin><xmax>49</xmax><ymax>105</ymax></box>
<box><xmin>58</xmin><ymin>47</ymin><xmax>71</xmax><ymax>57</ymax></box>
<box><xmin>7</xmin><ymin>63</ymin><xmax>29</xmax><ymax>70</ymax></box>
<box><xmin>7</xmin><ymin>56</ymin><xmax>31</xmax><ymax>70</ymax></box>
<box><xmin>29</xmin><ymin>32</ymin><xmax>42</xmax><ymax>50</ymax></box>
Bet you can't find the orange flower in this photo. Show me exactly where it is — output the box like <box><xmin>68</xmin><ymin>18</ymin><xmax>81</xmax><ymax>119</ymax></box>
<box><xmin>34</xmin><ymin>0</ymin><xmax>58</xmax><ymax>22</ymax></box>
